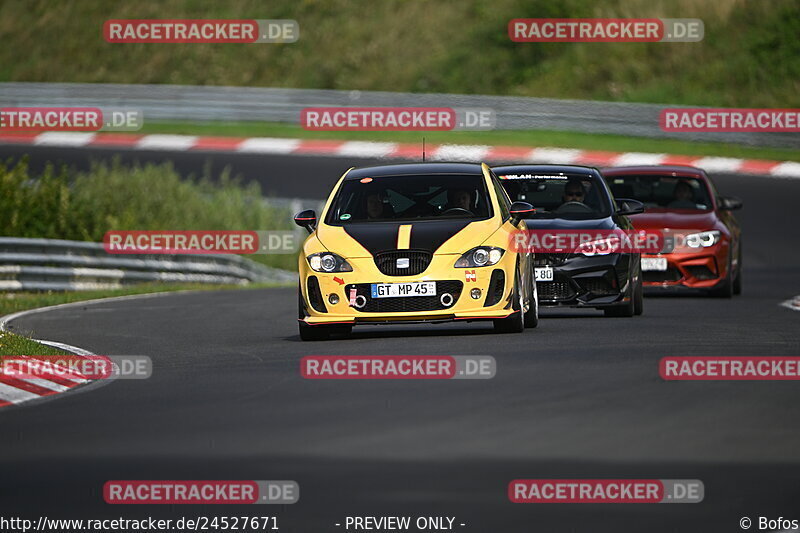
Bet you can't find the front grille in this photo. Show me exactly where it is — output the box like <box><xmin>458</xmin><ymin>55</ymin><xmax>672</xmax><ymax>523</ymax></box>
<box><xmin>685</xmin><ymin>265</ymin><xmax>717</xmax><ymax>280</ymax></box>
<box><xmin>578</xmin><ymin>278</ymin><xmax>616</xmax><ymax>295</ymax></box>
<box><xmin>532</xmin><ymin>253</ymin><xmax>568</xmax><ymax>267</ymax></box>
<box><xmin>345</xmin><ymin>281</ymin><xmax>463</xmax><ymax>313</ymax></box>
<box><xmin>537</xmin><ymin>280</ymin><xmax>576</xmax><ymax>301</ymax></box>
<box><xmin>643</xmin><ymin>267</ymin><xmax>682</xmax><ymax>283</ymax></box>
<box><xmin>484</xmin><ymin>269</ymin><xmax>505</xmax><ymax>307</ymax></box>
<box><xmin>374</xmin><ymin>250</ymin><xmax>432</xmax><ymax>276</ymax></box>
<box><xmin>307</xmin><ymin>276</ymin><xmax>327</xmax><ymax>313</ymax></box>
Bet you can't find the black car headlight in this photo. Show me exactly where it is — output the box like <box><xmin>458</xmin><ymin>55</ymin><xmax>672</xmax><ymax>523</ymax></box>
<box><xmin>307</xmin><ymin>252</ymin><xmax>353</xmax><ymax>273</ymax></box>
<box><xmin>454</xmin><ymin>247</ymin><xmax>504</xmax><ymax>268</ymax></box>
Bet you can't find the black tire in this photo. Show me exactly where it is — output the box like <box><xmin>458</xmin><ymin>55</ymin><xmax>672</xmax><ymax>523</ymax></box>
<box><xmin>733</xmin><ymin>244</ymin><xmax>742</xmax><ymax>295</ymax></box>
<box><xmin>298</xmin><ymin>284</ymin><xmax>352</xmax><ymax>341</ymax></box>
<box><xmin>299</xmin><ymin>322</ymin><xmax>351</xmax><ymax>341</ymax></box>
<box><xmin>299</xmin><ymin>321</ymin><xmax>331</xmax><ymax>341</ymax></box>
<box><xmin>633</xmin><ymin>258</ymin><xmax>644</xmax><ymax>316</ymax></box>
<box><xmin>494</xmin><ymin>270</ymin><xmax>525</xmax><ymax>333</ymax></box>
<box><xmin>708</xmin><ymin>253</ymin><xmax>734</xmax><ymax>298</ymax></box>
<box><xmin>604</xmin><ymin>275</ymin><xmax>635</xmax><ymax>317</ymax></box>
<box><xmin>524</xmin><ymin>274</ymin><xmax>539</xmax><ymax>328</ymax></box>
<box><xmin>633</xmin><ymin>278</ymin><xmax>644</xmax><ymax>316</ymax></box>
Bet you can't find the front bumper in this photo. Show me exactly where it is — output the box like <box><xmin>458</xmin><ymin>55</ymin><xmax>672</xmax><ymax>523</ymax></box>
<box><xmin>299</xmin><ymin>254</ymin><xmax>518</xmax><ymax>325</ymax></box>
<box><xmin>641</xmin><ymin>243</ymin><xmax>729</xmax><ymax>289</ymax></box>
<box><xmin>534</xmin><ymin>253</ymin><xmax>633</xmax><ymax>309</ymax></box>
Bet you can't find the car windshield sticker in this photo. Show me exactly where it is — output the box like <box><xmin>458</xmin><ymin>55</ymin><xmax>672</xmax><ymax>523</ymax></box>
<box><xmin>340</xmin><ymin>213</ymin><xmax>352</xmax><ymax>220</ymax></box>
<box><xmin>499</xmin><ymin>174</ymin><xmax>568</xmax><ymax>180</ymax></box>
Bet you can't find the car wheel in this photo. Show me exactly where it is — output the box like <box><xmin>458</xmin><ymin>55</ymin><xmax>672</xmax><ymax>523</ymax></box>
<box><xmin>633</xmin><ymin>278</ymin><xmax>644</xmax><ymax>316</ymax></box>
<box><xmin>494</xmin><ymin>269</ymin><xmax>525</xmax><ymax>333</ymax></box>
<box><xmin>604</xmin><ymin>278</ymin><xmax>635</xmax><ymax>317</ymax></box>
<box><xmin>298</xmin><ymin>285</ymin><xmax>352</xmax><ymax>341</ymax></box>
<box><xmin>633</xmin><ymin>259</ymin><xmax>644</xmax><ymax>316</ymax></box>
<box><xmin>524</xmin><ymin>270</ymin><xmax>539</xmax><ymax>328</ymax></box>
<box><xmin>709</xmin><ymin>253</ymin><xmax>734</xmax><ymax>298</ymax></box>
<box><xmin>733</xmin><ymin>244</ymin><xmax>742</xmax><ymax>295</ymax></box>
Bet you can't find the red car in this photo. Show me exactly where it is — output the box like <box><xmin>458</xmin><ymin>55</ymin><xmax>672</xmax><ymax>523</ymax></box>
<box><xmin>602</xmin><ymin>165</ymin><xmax>742</xmax><ymax>297</ymax></box>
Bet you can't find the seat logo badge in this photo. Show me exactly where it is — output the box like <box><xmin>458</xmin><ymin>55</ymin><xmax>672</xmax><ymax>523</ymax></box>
<box><xmin>397</xmin><ymin>258</ymin><xmax>410</xmax><ymax>269</ymax></box>
<box><xmin>466</xmin><ymin>270</ymin><xmax>476</xmax><ymax>282</ymax></box>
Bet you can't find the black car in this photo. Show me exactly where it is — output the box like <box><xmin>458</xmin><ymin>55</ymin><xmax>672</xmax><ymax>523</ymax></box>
<box><xmin>493</xmin><ymin>165</ymin><xmax>645</xmax><ymax>317</ymax></box>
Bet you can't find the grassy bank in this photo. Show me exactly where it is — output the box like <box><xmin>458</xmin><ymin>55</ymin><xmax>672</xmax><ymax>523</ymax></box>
<box><xmin>0</xmin><ymin>158</ymin><xmax>297</xmax><ymax>271</ymax></box>
<box><xmin>0</xmin><ymin>0</ymin><xmax>797</xmax><ymax>107</ymax></box>
<box><xmin>141</xmin><ymin>120</ymin><xmax>800</xmax><ymax>162</ymax></box>
<box><xmin>0</xmin><ymin>330</ymin><xmax>69</xmax><ymax>358</ymax></box>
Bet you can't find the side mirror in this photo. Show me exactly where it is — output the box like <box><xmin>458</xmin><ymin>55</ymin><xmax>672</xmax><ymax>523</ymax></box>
<box><xmin>719</xmin><ymin>196</ymin><xmax>743</xmax><ymax>210</ymax></box>
<box><xmin>616</xmin><ymin>198</ymin><xmax>645</xmax><ymax>216</ymax></box>
<box><xmin>510</xmin><ymin>201</ymin><xmax>535</xmax><ymax>223</ymax></box>
<box><xmin>294</xmin><ymin>209</ymin><xmax>317</xmax><ymax>233</ymax></box>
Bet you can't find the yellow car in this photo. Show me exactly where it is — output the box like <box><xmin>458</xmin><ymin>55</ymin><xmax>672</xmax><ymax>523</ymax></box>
<box><xmin>294</xmin><ymin>162</ymin><xmax>538</xmax><ymax>341</ymax></box>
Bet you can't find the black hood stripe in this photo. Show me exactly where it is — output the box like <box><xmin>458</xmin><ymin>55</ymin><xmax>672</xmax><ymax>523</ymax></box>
<box><xmin>343</xmin><ymin>220</ymin><xmax>472</xmax><ymax>256</ymax></box>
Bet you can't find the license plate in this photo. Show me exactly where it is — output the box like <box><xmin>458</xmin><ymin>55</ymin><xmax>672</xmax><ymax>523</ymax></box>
<box><xmin>371</xmin><ymin>282</ymin><xmax>436</xmax><ymax>298</ymax></box>
<box><xmin>641</xmin><ymin>257</ymin><xmax>668</xmax><ymax>271</ymax></box>
<box><xmin>534</xmin><ymin>267</ymin><xmax>554</xmax><ymax>281</ymax></box>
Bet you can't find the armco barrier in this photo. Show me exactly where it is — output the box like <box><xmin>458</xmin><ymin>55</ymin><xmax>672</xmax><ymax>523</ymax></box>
<box><xmin>0</xmin><ymin>82</ymin><xmax>794</xmax><ymax>148</ymax></box>
<box><xmin>0</xmin><ymin>237</ymin><xmax>296</xmax><ymax>291</ymax></box>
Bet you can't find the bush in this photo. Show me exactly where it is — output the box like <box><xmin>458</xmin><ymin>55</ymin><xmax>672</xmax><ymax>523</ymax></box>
<box><xmin>0</xmin><ymin>158</ymin><xmax>296</xmax><ymax>270</ymax></box>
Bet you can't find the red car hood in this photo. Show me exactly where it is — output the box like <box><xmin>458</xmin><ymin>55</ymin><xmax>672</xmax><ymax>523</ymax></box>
<box><xmin>630</xmin><ymin>208</ymin><xmax>718</xmax><ymax>231</ymax></box>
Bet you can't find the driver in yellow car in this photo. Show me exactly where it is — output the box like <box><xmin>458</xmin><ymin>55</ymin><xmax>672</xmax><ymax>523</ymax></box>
<box><xmin>448</xmin><ymin>189</ymin><xmax>473</xmax><ymax>211</ymax></box>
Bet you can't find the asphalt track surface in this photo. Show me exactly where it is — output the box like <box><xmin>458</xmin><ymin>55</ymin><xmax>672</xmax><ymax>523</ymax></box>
<box><xmin>1</xmin><ymin>144</ymin><xmax>800</xmax><ymax>532</ymax></box>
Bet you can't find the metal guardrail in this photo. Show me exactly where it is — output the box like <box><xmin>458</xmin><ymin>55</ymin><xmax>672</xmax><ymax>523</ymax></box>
<box><xmin>0</xmin><ymin>237</ymin><xmax>296</xmax><ymax>291</ymax></box>
<box><xmin>0</xmin><ymin>82</ymin><xmax>794</xmax><ymax>148</ymax></box>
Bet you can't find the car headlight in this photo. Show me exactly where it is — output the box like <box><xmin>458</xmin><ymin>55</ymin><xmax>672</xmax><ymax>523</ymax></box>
<box><xmin>307</xmin><ymin>252</ymin><xmax>353</xmax><ymax>272</ymax></box>
<box><xmin>576</xmin><ymin>236</ymin><xmax>620</xmax><ymax>257</ymax></box>
<box><xmin>454</xmin><ymin>247</ymin><xmax>504</xmax><ymax>268</ymax></box>
<box><xmin>685</xmin><ymin>230</ymin><xmax>720</xmax><ymax>248</ymax></box>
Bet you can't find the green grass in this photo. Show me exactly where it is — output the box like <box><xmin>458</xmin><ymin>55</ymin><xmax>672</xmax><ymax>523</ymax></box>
<box><xmin>0</xmin><ymin>0</ymin><xmax>797</xmax><ymax>107</ymax></box>
<box><xmin>141</xmin><ymin>120</ymin><xmax>800</xmax><ymax>162</ymax></box>
<box><xmin>0</xmin><ymin>330</ymin><xmax>69</xmax><ymax>358</ymax></box>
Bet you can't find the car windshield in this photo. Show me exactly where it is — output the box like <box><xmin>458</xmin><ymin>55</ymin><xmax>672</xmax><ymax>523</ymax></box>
<box><xmin>605</xmin><ymin>174</ymin><xmax>712</xmax><ymax>211</ymax></box>
<box><xmin>496</xmin><ymin>172</ymin><xmax>613</xmax><ymax>219</ymax></box>
<box><xmin>325</xmin><ymin>174</ymin><xmax>492</xmax><ymax>224</ymax></box>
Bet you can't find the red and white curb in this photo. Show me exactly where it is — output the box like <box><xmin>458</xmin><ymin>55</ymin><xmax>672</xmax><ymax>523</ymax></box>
<box><xmin>780</xmin><ymin>295</ymin><xmax>800</xmax><ymax>312</ymax></box>
<box><xmin>0</xmin><ymin>291</ymin><xmax>180</xmax><ymax>410</ymax></box>
<box><xmin>0</xmin><ymin>355</ymin><xmax>94</xmax><ymax>407</ymax></box>
<box><xmin>1</xmin><ymin>132</ymin><xmax>798</xmax><ymax>178</ymax></box>
<box><xmin>0</xmin><ymin>323</ymin><xmax>99</xmax><ymax>409</ymax></box>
